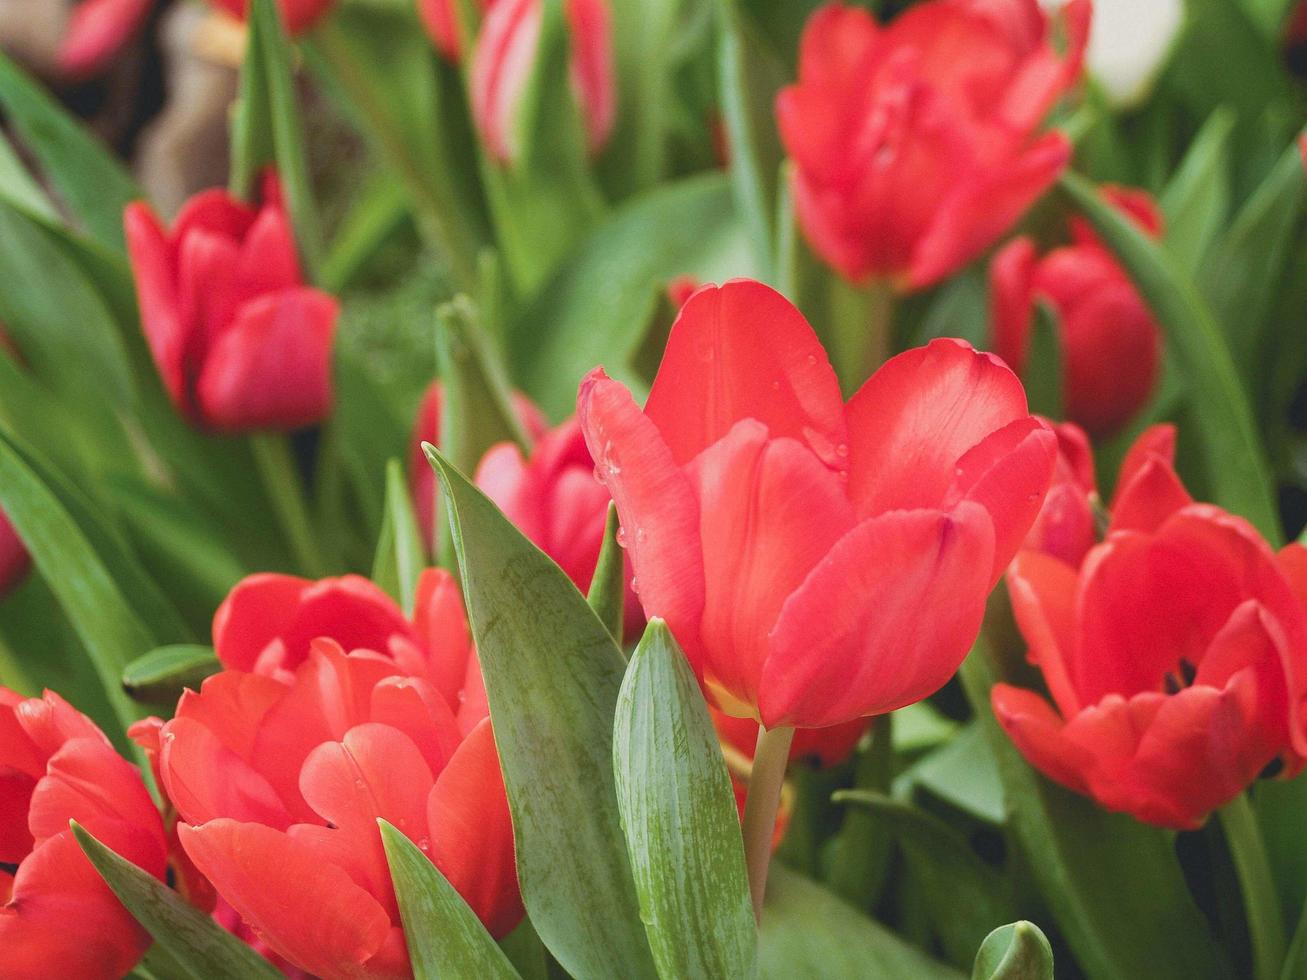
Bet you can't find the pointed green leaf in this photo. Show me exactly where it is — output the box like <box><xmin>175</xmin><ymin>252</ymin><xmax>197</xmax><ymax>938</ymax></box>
<box><xmin>972</xmin><ymin>922</ymin><xmax>1055</xmax><ymax>980</ymax></box>
<box><xmin>1060</xmin><ymin>170</ymin><xmax>1279</xmax><ymax>542</ymax></box>
<box><xmin>586</xmin><ymin>504</ymin><xmax>625</xmax><ymax>644</ymax></box>
<box><xmin>1022</xmin><ymin>302</ymin><xmax>1063</xmax><ymax>421</ymax></box>
<box><xmin>424</xmin><ymin>446</ymin><xmax>657</xmax><ymax>980</ymax></box>
<box><xmin>613</xmin><ymin>620</ymin><xmax>757</xmax><ymax>978</ymax></box>
<box><xmin>379</xmin><ymin>819</ymin><xmax>521</xmax><ymax>980</ymax></box>
<box><xmin>759</xmin><ymin>867</ymin><xmax>962</xmax><ymax>979</ymax></box>
<box><xmin>1160</xmin><ymin>108</ymin><xmax>1235</xmax><ymax>275</ymax></box>
<box><xmin>0</xmin><ymin>52</ymin><xmax>139</xmax><ymax>249</ymax></box>
<box><xmin>372</xmin><ymin>459</ymin><xmax>428</xmax><ymax>614</ymax></box>
<box><xmin>122</xmin><ymin>646</ymin><xmax>220</xmax><ymax>705</ymax></box>
<box><xmin>72</xmin><ymin>823</ymin><xmax>282</xmax><ymax>980</ymax></box>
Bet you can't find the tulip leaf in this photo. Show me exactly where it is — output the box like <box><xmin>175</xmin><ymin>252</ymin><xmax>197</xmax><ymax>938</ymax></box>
<box><xmin>971</xmin><ymin>922</ymin><xmax>1055</xmax><ymax>980</ymax></box>
<box><xmin>372</xmin><ymin>458</ymin><xmax>427</xmax><ymax>614</ymax></box>
<box><xmin>759</xmin><ymin>866</ymin><xmax>962</xmax><ymax>979</ymax></box>
<box><xmin>959</xmin><ymin>644</ymin><xmax>1234</xmax><ymax>980</ymax></box>
<box><xmin>1283</xmin><ymin>896</ymin><xmax>1307</xmax><ymax>980</ymax></box>
<box><xmin>509</xmin><ymin>172</ymin><xmax>754</xmax><ymax>418</ymax></box>
<box><xmin>122</xmin><ymin>646</ymin><xmax>220</xmax><ymax>705</ymax></box>
<box><xmin>378</xmin><ymin>819</ymin><xmax>522</xmax><ymax>980</ymax></box>
<box><xmin>894</xmin><ymin>722</ymin><xmax>1005</xmax><ymax>827</ymax></box>
<box><xmin>822</xmin><ymin>717</ymin><xmax>893</xmax><ymax>909</ymax></box>
<box><xmin>0</xmin><ymin>52</ymin><xmax>139</xmax><ymax>250</ymax></box>
<box><xmin>834</xmin><ymin>791</ymin><xmax>1017</xmax><ymax>968</ymax></box>
<box><xmin>425</xmin><ymin>446</ymin><xmax>658</xmax><ymax>980</ymax></box>
<box><xmin>1022</xmin><ymin>302</ymin><xmax>1064</xmax><ymax>421</ymax></box>
<box><xmin>72</xmin><ymin>823</ymin><xmax>283</xmax><ymax>980</ymax></box>
<box><xmin>1160</xmin><ymin>108</ymin><xmax>1235</xmax><ymax>276</ymax></box>
<box><xmin>586</xmin><ymin>503</ymin><xmax>625</xmax><ymax>644</ymax></box>
<box><xmin>0</xmin><ymin>131</ymin><xmax>59</xmax><ymax>222</ymax></box>
<box><xmin>613</xmin><ymin>620</ymin><xmax>758</xmax><ymax>978</ymax></box>
<box><xmin>1060</xmin><ymin>170</ymin><xmax>1279</xmax><ymax>543</ymax></box>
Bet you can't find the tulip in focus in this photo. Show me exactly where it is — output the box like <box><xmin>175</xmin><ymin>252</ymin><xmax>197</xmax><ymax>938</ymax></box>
<box><xmin>469</xmin><ymin>0</ymin><xmax>616</xmax><ymax>164</ymax></box>
<box><xmin>0</xmin><ymin>688</ymin><xmax>168</xmax><ymax>980</ymax></box>
<box><xmin>147</xmin><ymin>569</ymin><xmax>521</xmax><ymax>978</ymax></box>
<box><xmin>776</xmin><ymin>0</ymin><xmax>1090</xmax><ymax>290</ymax></box>
<box><xmin>993</xmin><ymin>428</ymin><xmax>1307</xmax><ymax>828</ymax></box>
<box><xmin>991</xmin><ymin>186</ymin><xmax>1164</xmax><ymax>437</ymax></box>
<box><xmin>125</xmin><ymin>174</ymin><xmax>338</xmax><ymax>433</ymax></box>
<box><xmin>579</xmin><ymin>278</ymin><xmax>1057</xmax><ymax>730</ymax></box>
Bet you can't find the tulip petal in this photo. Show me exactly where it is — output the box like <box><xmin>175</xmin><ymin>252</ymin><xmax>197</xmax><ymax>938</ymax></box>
<box><xmin>172</xmin><ymin>670</ymin><xmax>286</xmax><ymax>761</ymax></box>
<box><xmin>178</xmin><ymin>820</ymin><xmax>393</xmax><ymax>979</ymax></box>
<box><xmin>211</xmin><ymin>573</ymin><xmax>310</xmax><ymax>672</ymax></box>
<box><xmin>577</xmin><ymin>369</ymin><xmax>705</xmax><ymax>662</ymax></box>
<box><xmin>988</xmin><ymin>236</ymin><xmax>1037</xmax><ymax>373</ymax></box>
<box><xmin>411</xmin><ymin>568</ymin><xmax>476</xmax><ymax>709</ymax></box>
<box><xmin>195</xmin><ymin>288</ymin><xmax>338</xmax><ymax>432</ymax></box>
<box><xmin>160</xmin><ymin>718</ymin><xmax>293</xmax><ymax>829</ymax></box>
<box><xmin>369</xmin><ymin>677</ymin><xmax>464</xmax><ymax>776</ymax></box>
<box><xmin>1110</xmin><ymin>423</ymin><xmax>1176</xmax><ymax>507</ymax></box>
<box><xmin>846</xmin><ymin>337</ymin><xmax>1028</xmax><ymax>518</ymax></box>
<box><xmin>426</xmin><ymin>718</ymin><xmax>523</xmax><ymax>938</ymax></box>
<box><xmin>125</xmin><ymin>203</ymin><xmax>187</xmax><ymax>413</ymax></box>
<box><xmin>1006</xmin><ymin>550</ymin><xmax>1082</xmax><ymax>716</ymax></box>
<box><xmin>760</xmin><ymin>503</ymin><xmax>994</xmax><ymax>728</ymax></box>
<box><xmin>990</xmin><ymin>683</ymin><xmax>1092</xmax><ymax>794</ymax></box>
<box><xmin>1108</xmin><ymin>457</ymin><xmax>1192</xmax><ymax>535</ymax></box>
<box><xmin>469</xmin><ymin>0</ymin><xmax>543</xmax><ymax>164</ymax></box>
<box><xmin>644</xmin><ymin>280</ymin><xmax>848</xmax><ymax>471</ymax></box>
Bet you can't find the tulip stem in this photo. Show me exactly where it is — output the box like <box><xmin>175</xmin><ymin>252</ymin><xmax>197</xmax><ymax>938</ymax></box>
<box><xmin>250</xmin><ymin>433</ymin><xmax>330</xmax><ymax>578</ymax></box>
<box><xmin>827</xmin><ymin>278</ymin><xmax>894</xmax><ymax>394</ymax></box>
<box><xmin>1220</xmin><ymin>792</ymin><xmax>1286</xmax><ymax>980</ymax></box>
<box><xmin>741</xmin><ymin>724</ymin><xmax>795</xmax><ymax>923</ymax></box>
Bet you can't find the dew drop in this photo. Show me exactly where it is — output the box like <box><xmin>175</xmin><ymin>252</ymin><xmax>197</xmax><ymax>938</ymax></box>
<box><xmin>616</xmin><ymin>526</ymin><xmax>628</xmax><ymax>547</ymax></box>
<box><xmin>805</xmin><ymin>354</ymin><xmax>817</xmax><ymax>366</ymax></box>
<box><xmin>635</xmin><ymin>527</ymin><xmax>648</xmax><ymax>544</ymax></box>
<box><xmin>630</xmin><ymin>576</ymin><xmax>640</xmax><ymax>594</ymax></box>
<box><xmin>835</xmin><ymin>443</ymin><xmax>849</xmax><ymax>459</ymax></box>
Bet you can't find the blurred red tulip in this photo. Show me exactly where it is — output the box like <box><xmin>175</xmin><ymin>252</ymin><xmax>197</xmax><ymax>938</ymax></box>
<box><xmin>58</xmin><ymin>0</ymin><xmax>153</xmax><ymax>78</ymax></box>
<box><xmin>994</xmin><ymin>439</ymin><xmax>1307</xmax><ymax>829</ymax></box>
<box><xmin>125</xmin><ymin>175</ymin><xmax>338</xmax><ymax>433</ymax></box>
<box><xmin>776</xmin><ymin>0</ymin><xmax>1089</xmax><ymax>290</ymax></box>
<box><xmin>208</xmin><ymin>0</ymin><xmax>335</xmax><ymax>33</ymax></box>
<box><xmin>991</xmin><ymin>186</ymin><xmax>1164</xmax><ymax>437</ymax></box>
<box><xmin>469</xmin><ymin>0</ymin><xmax>616</xmax><ymax>164</ymax></box>
<box><xmin>418</xmin><ymin>0</ymin><xmax>489</xmax><ymax>60</ymax></box>
<box><xmin>476</xmin><ymin>417</ymin><xmax>643</xmax><ymax>639</ymax></box>
<box><xmin>579</xmin><ymin>278</ymin><xmax>1056</xmax><ymax>729</ymax></box>
<box><xmin>0</xmin><ymin>511</ymin><xmax>29</xmax><ymax>598</ymax></box>
<box><xmin>151</xmin><ymin>569</ymin><xmax>522</xmax><ymax>978</ymax></box>
<box><xmin>408</xmin><ymin>380</ymin><xmax>548</xmax><ymax>544</ymax></box>
<box><xmin>1</xmin><ymin>688</ymin><xmax>168</xmax><ymax>980</ymax></box>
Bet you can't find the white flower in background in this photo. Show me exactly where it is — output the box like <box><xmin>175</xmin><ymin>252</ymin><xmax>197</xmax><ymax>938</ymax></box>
<box><xmin>1042</xmin><ymin>0</ymin><xmax>1185</xmax><ymax>107</ymax></box>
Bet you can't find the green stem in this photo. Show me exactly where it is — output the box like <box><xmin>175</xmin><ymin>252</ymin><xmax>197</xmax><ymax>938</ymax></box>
<box><xmin>741</xmin><ymin>724</ymin><xmax>795</xmax><ymax>923</ymax></box>
<box><xmin>827</xmin><ymin>277</ymin><xmax>894</xmax><ymax>394</ymax></box>
<box><xmin>1221</xmin><ymin>792</ymin><xmax>1287</xmax><ymax>980</ymax></box>
<box><xmin>250</xmin><ymin>433</ymin><xmax>330</xmax><ymax>578</ymax></box>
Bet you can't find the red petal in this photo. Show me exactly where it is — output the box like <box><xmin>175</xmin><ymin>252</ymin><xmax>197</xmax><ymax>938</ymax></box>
<box><xmin>988</xmin><ymin>237</ymin><xmax>1037</xmax><ymax>374</ymax></box>
<box><xmin>1110</xmin><ymin>423</ymin><xmax>1177</xmax><ymax>507</ymax></box>
<box><xmin>990</xmin><ymin>683</ymin><xmax>1091</xmax><ymax>794</ymax></box>
<box><xmin>212</xmin><ymin>573</ymin><xmax>310</xmax><ymax>672</ymax></box>
<box><xmin>760</xmin><ymin>503</ymin><xmax>994</xmax><ymax>728</ymax></box>
<box><xmin>195</xmin><ymin>288</ymin><xmax>337</xmax><ymax>432</ymax></box>
<box><xmin>57</xmin><ymin>0</ymin><xmax>152</xmax><ymax>77</ymax></box>
<box><xmin>686</xmin><ymin>421</ymin><xmax>855</xmax><ymax>713</ymax></box>
<box><xmin>644</xmin><ymin>280</ymin><xmax>848</xmax><ymax>472</ymax></box>
<box><xmin>369</xmin><ymin>677</ymin><xmax>464</xmax><ymax>776</ymax></box>
<box><xmin>411</xmin><ymin>568</ymin><xmax>476</xmax><ymax>709</ymax></box>
<box><xmin>171</xmin><ymin>670</ymin><xmax>285</xmax><ymax>761</ymax></box>
<box><xmin>159</xmin><ymin>717</ymin><xmax>292</xmax><ymax>829</ymax></box>
<box><xmin>470</xmin><ymin>0</ymin><xmax>543</xmax><ymax>164</ymax></box>
<box><xmin>1108</xmin><ymin>458</ymin><xmax>1192</xmax><ymax>534</ymax></box>
<box><xmin>1006</xmin><ymin>550</ymin><xmax>1081</xmax><ymax>716</ymax></box>
<box><xmin>846</xmin><ymin>337</ymin><xmax>1029</xmax><ymax>519</ymax></box>
<box><xmin>124</xmin><ymin>202</ymin><xmax>188</xmax><ymax>414</ymax></box>
<box><xmin>564</xmin><ymin>0</ymin><xmax>616</xmax><ymax>155</ymax></box>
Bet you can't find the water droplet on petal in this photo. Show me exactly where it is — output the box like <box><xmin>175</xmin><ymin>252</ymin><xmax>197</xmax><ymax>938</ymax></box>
<box><xmin>616</xmin><ymin>526</ymin><xmax>628</xmax><ymax>547</ymax></box>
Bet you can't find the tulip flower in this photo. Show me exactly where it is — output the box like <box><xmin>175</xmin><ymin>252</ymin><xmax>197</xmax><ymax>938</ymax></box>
<box><xmin>991</xmin><ymin>186</ymin><xmax>1164</xmax><ymax>437</ymax></box>
<box><xmin>476</xmin><ymin>417</ymin><xmax>643</xmax><ymax>638</ymax></box>
<box><xmin>149</xmin><ymin>569</ymin><xmax>522</xmax><ymax>978</ymax></box>
<box><xmin>1022</xmin><ymin>420</ymin><xmax>1098</xmax><ymax>567</ymax></box>
<box><xmin>776</xmin><ymin>0</ymin><xmax>1090</xmax><ymax>290</ymax></box>
<box><xmin>124</xmin><ymin>174</ymin><xmax>338</xmax><ymax>433</ymax></box>
<box><xmin>1</xmin><ymin>688</ymin><xmax>168</xmax><ymax>980</ymax></box>
<box><xmin>469</xmin><ymin>0</ymin><xmax>616</xmax><ymax>164</ymax></box>
<box><xmin>578</xmin><ymin>278</ymin><xmax>1057</xmax><ymax>731</ymax></box>
<box><xmin>409</xmin><ymin>380</ymin><xmax>548</xmax><ymax>544</ymax></box>
<box><xmin>992</xmin><ymin>437</ymin><xmax>1307</xmax><ymax>829</ymax></box>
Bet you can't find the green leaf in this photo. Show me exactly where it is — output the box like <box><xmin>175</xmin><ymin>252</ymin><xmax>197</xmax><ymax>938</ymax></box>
<box><xmin>833</xmin><ymin>791</ymin><xmax>1017</xmax><ymax>968</ymax></box>
<box><xmin>233</xmin><ymin>0</ymin><xmax>322</xmax><ymax>275</ymax></box>
<box><xmin>822</xmin><ymin>716</ymin><xmax>893</xmax><ymax>910</ymax></box>
<box><xmin>971</xmin><ymin>922</ymin><xmax>1055</xmax><ymax>980</ymax></box>
<box><xmin>509</xmin><ymin>173</ymin><xmax>755</xmax><ymax>418</ymax></box>
<box><xmin>1060</xmin><ymin>170</ymin><xmax>1279</xmax><ymax>543</ymax></box>
<box><xmin>1160</xmin><ymin>108</ymin><xmax>1235</xmax><ymax>275</ymax></box>
<box><xmin>379</xmin><ymin>819</ymin><xmax>521</xmax><ymax>980</ymax></box>
<box><xmin>586</xmin><ymin>503</ymin><xmax>625</xmax><ymax>644</ymax></box>
<box><xmin>425</xmin><ymin>447</ymin><xmax>657</xmax><ymax>980</ymax></box>
<box><xmin>0</xmin><ymin>130</ymin><xmax>60</xmax><ymax>222</ymax></box>
<box><xmin>613</xmin><ymin>620</ymin><xmax>757</xmax><ymax>978</ymax></box>
<box><xmin>122</xmin><ymin>645</ymin><xmax>219</xmax><ymax>705</ymax></box>
<box><xmin>372</xmin><ymin>458</ymin><xmax>428</xmax><ymax>614</ymax></box>
<box><xmin>894</xmin><ymin>722</ymin><xmax>1005</xmax><ymax>827</ymax></box>
<box><xmin>1283</xmin><ymin>890</ymin><xmax>1307</xmax><ymax>980</ymax></box>
<box><xmin>72</xmin><ymin>823</ymin><xmax>283</xmax><ymax>980</ymax></box>
<box><xmin>959</xmin><ymin>644</ymin><xmax>1233</xmax><ymax>980</ymax></box>
<box><xmin>0</xmin><ymin>52</ymin><xmax>139</xmax><ymax>249</ymax></box>
<box><xmin>1166</xmin><ymin>0</ymin><xmax>1290</xmax><ymax>124</ymax></box>
<box><xmin>319</xmin><ymin>176</ymin><xmax>411</xmax><ymax>294</ymax></box>
<box><xmin>759</xmin><ymin>866</ymin><xmax>962</xmax><ymax>980</ymax></box>
<box><xmin>1022</xmin><ymin>302</ymin><xmax>1064</xmax><ymax>421</ymax></box>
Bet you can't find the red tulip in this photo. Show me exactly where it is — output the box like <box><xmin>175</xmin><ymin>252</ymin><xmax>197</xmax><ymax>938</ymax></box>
<box><xmin>578</xmin><ymin>278</ymin><xmax>1057</xmax><ymax>729</ymax></box>
<box><xmin>151</xmin><ymin>569</ymin><xmax>522</xmax><ymax>978</ymax></box>
<box><xmin>409</xmin><ymin>380</ymin><xmax>548</xmax><ymax>545</ymax></box>
<box><xmin>475</xmin><ymin>417</ymin><xmax>643</xmax><ymax>638</ymax></box>
<box><xmin>1</xmin><ymin>688</ymin><xmax>168</xmax><ymax>980</ymax></box>
<box><xmin>1021</xmin><ymin>420</ymin><xmax>1098</xmax><ymax>567</ymax></box>
<box><xmin>469</xmin><ymin>0</ymin><xmax>616</xmax><ymax>164</ymax></box>
<box><xmin>207</xmin><ymin>0</ymin><xmax>335</xmax><ymax>33</ymax></box>
<box><xmin>712</xmin><ymin>708</ymin><xmax>869</xmax><ymax>770</ymax></box>
<box><xmin>991</xmin><ymin>186</ymin><xmax>1164</xmax><ymax>436</ymax></box>
<box><xmin>58</xmin><ymin>0</ymin><xmax>153</xmax><ymax>77</ymax></box>
<box><xmin>124</xmin><ymin>174</ymin><xmax>338</xmax><ymax>433</ymax></box>
<box><xmin>418</xmin><ymin>0</ymin><xmax>489</xmax><ymax>60</ymax></box>
<box><xmin>993</xmin><ymin>439</ymin><xmax>1307</xmax><ymax>829</ymax></box>
<box><xmin>776</xmin><ymin>0</ymin><xmax>1090</xmax><ymax>290</ymax></box>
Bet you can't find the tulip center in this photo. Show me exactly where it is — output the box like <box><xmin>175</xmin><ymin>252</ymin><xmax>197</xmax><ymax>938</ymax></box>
<box><xmin>1162</xmin><ymin>657</ymin><xmax>1197</xmax><ymax>695</ymax></box>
